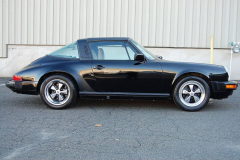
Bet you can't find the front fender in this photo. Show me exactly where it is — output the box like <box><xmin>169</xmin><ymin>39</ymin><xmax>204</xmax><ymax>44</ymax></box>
<box><xmin>160</xmin><ymin>61</ymin><xmax>227</xmax><ymax>93</ymax></box>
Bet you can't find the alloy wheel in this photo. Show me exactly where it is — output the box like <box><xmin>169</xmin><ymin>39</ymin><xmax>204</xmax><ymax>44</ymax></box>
<box><xmin>178</xmin><ymin>80</ymin><xmax>205</xmax><ymax>107</ymax></box>
<box><xmin>44</xmin><ymin>79</ymin><xmax>70</xmax><ymax>106</ymax></box>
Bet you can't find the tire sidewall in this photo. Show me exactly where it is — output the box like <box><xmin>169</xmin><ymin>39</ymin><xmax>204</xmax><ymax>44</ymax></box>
<box><xmin>40</xmin><ymin>75</ymin><xmax>76</xmax><ymax>109</ymax></box>
<box><xmin>173</xmin><ymin>76</ymin><xmax>210</xmax><ymax>111</ymax></box>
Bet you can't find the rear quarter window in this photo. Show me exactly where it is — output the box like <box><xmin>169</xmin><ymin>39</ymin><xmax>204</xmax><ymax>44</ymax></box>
<box><xmin>49</xmin><ymin>41</ymin><xmax>79</xmax><ymax>59</ymax></box>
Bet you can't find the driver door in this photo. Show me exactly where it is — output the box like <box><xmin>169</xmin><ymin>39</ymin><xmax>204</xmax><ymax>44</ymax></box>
<box><xmin>89</xmin><ymin>41</ymin><xmax>163</xmax><ymax>93</ymax></box>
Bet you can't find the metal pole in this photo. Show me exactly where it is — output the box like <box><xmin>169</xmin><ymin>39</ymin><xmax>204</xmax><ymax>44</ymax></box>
<box><xmin>229</xmin><ymin>46</ymin><xmax>233</xmax><ymax>80</ymax></box>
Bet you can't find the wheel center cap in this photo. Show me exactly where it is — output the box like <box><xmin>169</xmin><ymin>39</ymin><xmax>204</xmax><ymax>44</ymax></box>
<box><xmin>56</xmin><ymin>90</ymin><xmax>60</xmax><ymax>94</ymax></box>
<box><xmin>190</xmin><ymin>92</ymin><xmax>194</xmax><ymax>96</ymax></box>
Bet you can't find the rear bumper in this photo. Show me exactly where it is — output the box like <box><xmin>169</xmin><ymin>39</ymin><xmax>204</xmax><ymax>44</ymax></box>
<box><xmin>5</xmin><ymin>80</ymin><xmax>38</xmax><ymax>95</ymax></box>
<box><xmin>211</xmin><ymin>81</ymin><xmax>238</xmax><ymax>99</ymax></box>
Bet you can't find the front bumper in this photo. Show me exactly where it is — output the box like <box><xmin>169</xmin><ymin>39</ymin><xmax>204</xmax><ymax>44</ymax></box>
<box><xmin>211</xmin><ymin>81</ymin><xmax>238</xmax><ymax>99</ymax></box>
<box><xmin>5</xmin><ymin>80</ymin><xmax>38</xmax><ymax>95</ymax></box>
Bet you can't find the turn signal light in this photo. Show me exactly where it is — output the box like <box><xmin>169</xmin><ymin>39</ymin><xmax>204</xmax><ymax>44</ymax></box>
<box><xmin>13</xmin><ymin>75</ymin><xmax>22</xmax><ymax>81</ymax></box>
<box><xmin>226</xmin><ymin>84</ymin><xmax>237</xmax><ymax>89</ymax></box>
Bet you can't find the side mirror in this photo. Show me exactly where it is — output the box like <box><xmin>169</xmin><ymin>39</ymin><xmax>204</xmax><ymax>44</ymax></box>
<box><xmin>134</xmin><ymin>54</ymin><xmax>145</xmax><ymax>62</ymax></box>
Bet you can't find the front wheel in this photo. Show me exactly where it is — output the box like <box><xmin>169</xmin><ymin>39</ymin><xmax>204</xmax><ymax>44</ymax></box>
<box><xmin>173</xmin><ymin>76</ymin><xmax>210</xmax><ymax>111</ymax></box>
<box><xmin>40</xmin><ymin>75</ymin><xmax>77</xmax><ymax>109</ymax></box>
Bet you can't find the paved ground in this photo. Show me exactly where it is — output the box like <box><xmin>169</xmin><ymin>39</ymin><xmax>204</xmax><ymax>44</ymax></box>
<box><xmin>0</xmin><ymin>78</ymin><xmax>240</xmax><ymax>160</ymax></box>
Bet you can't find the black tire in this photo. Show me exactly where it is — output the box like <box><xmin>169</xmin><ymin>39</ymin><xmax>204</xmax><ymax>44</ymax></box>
<box><xmin>40</xmin><ymin>75</ymin><xmax>77</xmax><ymax>109</ymax></box>
<box><xmin>173</xmin><ymin>76</ymin><xmax>210</xmax><ymax>111</ymax></box>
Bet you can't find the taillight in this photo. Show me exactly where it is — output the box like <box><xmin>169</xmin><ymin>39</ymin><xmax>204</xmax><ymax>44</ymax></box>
<box><xmin>13</xmin><ymin>75</ymin><xmax>22</xmax><ymax>81</ymax></box>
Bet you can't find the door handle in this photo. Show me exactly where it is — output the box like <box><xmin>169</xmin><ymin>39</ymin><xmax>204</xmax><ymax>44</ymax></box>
<box><xmin>93</xmin><ymin>65</ymin><xmax>105</xmax><ymax>70</ymax></box>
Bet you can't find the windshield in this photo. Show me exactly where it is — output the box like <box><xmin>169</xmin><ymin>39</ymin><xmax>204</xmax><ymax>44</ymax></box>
<box><xmin>130</xmin><ymin>40</ymin><xmax>157</xmax><ymax>60</ymax></box>
<box><xmin>48</xmin><ymin>41</ymin><xmax>79</xmax><ymax>59</ymax></box>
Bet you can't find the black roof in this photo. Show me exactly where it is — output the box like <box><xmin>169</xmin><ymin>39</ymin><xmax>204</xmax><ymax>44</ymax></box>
<box><xmin>86</xmin><ymin>37</ymin><xmax>130</xmax><ymax>42</ymax></box>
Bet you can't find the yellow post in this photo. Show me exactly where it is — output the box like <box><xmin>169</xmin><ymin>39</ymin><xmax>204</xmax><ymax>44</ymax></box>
<box><xmin>210</xmin><ymin>36</ymin><xmax>214</xmax><ymax>64</ymax></box>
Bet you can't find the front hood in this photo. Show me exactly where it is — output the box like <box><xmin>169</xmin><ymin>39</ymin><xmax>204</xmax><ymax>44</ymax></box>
<box><xmin>160</xmin><ymin>60</ymin><xmax>228</xmax><ymax>81</ymax></box>
<box><xmin>157</xmin><ymin>59</ymin><xmax>223</xmax><ymax>68</ymax></box>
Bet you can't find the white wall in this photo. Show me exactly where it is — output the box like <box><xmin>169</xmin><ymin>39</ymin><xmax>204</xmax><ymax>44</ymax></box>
<box><xmin>0</xmin><ymin>45</ymin><xmax>239</xmax><ymax>80</ymax></box>
<box><xmin>1</xmin><ymin>0</ymin><xmax>240</xmax><ymax>58</ymax></box>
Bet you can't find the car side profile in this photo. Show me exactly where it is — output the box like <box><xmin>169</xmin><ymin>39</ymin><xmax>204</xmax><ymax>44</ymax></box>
<box><xmin>6</xmin><ymin>37</ymin><xmax>238</xmax><ymax>111</ymax></box>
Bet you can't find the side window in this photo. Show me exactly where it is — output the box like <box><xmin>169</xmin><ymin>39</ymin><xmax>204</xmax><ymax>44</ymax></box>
<box><xmin>125</xmin><ymin>42</ymin><xmax>138</xmax><ymax>60</ymax></box>
<box><xmin>89</xmin><ymin>41</ymin><xmax>130</xmax><ymax>60</ymax></box>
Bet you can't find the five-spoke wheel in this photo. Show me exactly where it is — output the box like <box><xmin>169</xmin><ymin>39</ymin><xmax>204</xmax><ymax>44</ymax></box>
<box><xmin>173</xmin><ymin>76</ymin><xmax>210</xmax><ymax>111</ymax></box>
<box><xmin>40</xmin><ymin>75</ymin><xmax>77</xmax><ymax>109</ymax></box>
<box><xmin>44</xmin><ymin>79</ymin><xmax>70</xmax><ymax>106</ymax></box>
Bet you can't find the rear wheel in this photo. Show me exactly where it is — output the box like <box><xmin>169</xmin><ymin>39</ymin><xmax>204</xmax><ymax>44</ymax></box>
<box><xmin>40</xmin><ymin>75</ymin><xmax>77</xmax><ymax>109</ymax></box>
<box><xmin>173</xmin><ymin>76</ymin><xmax>210</xmax><ymax>111</ymax></box>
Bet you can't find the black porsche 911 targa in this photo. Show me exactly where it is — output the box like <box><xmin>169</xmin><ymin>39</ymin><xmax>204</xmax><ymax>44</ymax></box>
<box><xmin>6</xmin><ymin>37</ymin><xmax>238</xmax><ymax>111</ymax></box>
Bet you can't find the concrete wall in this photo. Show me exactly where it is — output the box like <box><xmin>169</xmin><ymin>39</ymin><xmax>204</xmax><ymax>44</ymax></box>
<box><xmin>0</xmin><ymin>45</ymin><xmax>60</xmax><ymax>77</ymax></box>
<box><xmin>0</xmin><ymin>45</ymin><xmax>239</xmax><ymax>80</ymax></box>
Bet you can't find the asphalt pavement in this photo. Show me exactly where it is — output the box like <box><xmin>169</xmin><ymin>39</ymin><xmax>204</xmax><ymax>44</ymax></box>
<box><xmin>0</xmin><ymin>77</ymin><xmax>240</xmax><ymax>160</ymax></box>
